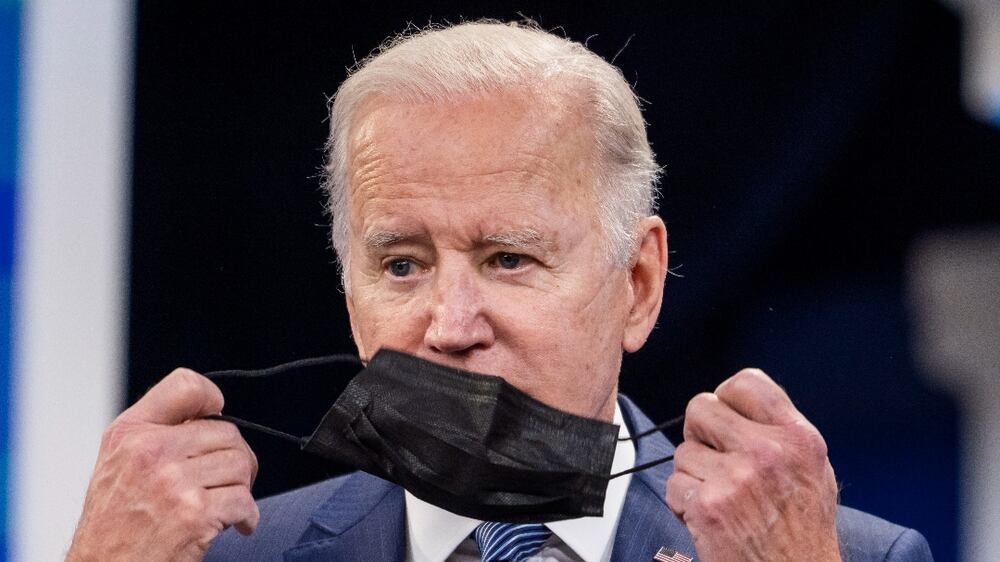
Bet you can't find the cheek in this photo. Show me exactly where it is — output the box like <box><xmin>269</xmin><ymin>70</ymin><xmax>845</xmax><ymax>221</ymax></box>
<box><xmin>351</xmin><ymin>288</ymin><xmax>430</xmax><ymax>351</ymax></box>
<box><xmin>498</xmin><ymin>275</ymin><xmax>629</xmax><ymax>358</ymax></box>
<box><xmin>561</xmin><ymin>274</ymin><xmax>630</xmax><ymax>332</ymax></box>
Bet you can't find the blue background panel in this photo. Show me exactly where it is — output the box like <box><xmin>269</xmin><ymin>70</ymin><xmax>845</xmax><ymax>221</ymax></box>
<box><xmin>0</xmin><ymin>3</ymin><xmax>19</xmax><ymax>181</ymax></box>
<box><xmin>1</xmin><ymin>1</ymin><xmax>20</xmax><ymax>560</ymax></box>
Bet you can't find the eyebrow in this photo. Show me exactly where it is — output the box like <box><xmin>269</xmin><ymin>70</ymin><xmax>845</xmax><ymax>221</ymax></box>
<box><xmin>483</xmin><ymin>228</ymin><xmax>545</xmax><ymax>249</ymax></box>
<box><xmin>363</xmin><ymin>230</ymin><xmax>412</xmax><ymax>249</ymax></box>
<box><xmin>482</xmin><ymin>228</ymin><xmax>560</xmax><ymax>257</ymax></box>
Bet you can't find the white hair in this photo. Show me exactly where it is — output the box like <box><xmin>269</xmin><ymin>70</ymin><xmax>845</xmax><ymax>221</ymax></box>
<box><xmin>323</xmin><ymin>20</ymin><xmax>660</xmax><ymax>286</ymax></box>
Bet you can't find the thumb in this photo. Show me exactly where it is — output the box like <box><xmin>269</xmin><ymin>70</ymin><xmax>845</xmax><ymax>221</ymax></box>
<box><xmin>119</xmin><ymin>368</ymin><xmax>224</xmax><ymax>425</ymax></box>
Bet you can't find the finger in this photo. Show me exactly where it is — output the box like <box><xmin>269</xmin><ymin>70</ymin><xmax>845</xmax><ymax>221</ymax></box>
<box><xmin>665</xmin><ymin>470</ymin><xmax>701</xmax><ymax>520</ymax></box>
<box><xmin>206</xmin><ymin>485</ymin><xmax>259</xmax><ymax>536</ymax></box>
<box><xmin>184</xmin><ymin>448</ymin><xmax>257</xmax><ymax>489</ymax></box>
<box><xmin>682</xmin><ymin>392</ymin><xmax>755</xmax><ymax>451</ymax></box>
<box><xmin>180</xmin><ymin>421</ymin><xmax>259</xmax><ymax>488</ymax></box>
<box><xmin>120</xmin><ymin>368</ymin><xmax>224</xmax><ymax>425</ymax></box>
<box><xmin>715</xmin><ymin>368</ymin><xmax>799</xmax><ymax>425</ymax></box>
<box><xmin>673</xmin><ymin>440</ymin><xmax>729</xmax><ymax>482</ymax></box>
<box><xmin>158</xmin><ymin>419</ymin><xmax>248</xmax><ymax>458</ymax></box>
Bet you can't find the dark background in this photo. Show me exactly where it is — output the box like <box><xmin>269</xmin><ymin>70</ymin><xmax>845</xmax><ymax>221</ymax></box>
<box><xmin>128</xmin><ymin>2</ymin><xmax>1000</xmax><ymax>560</ymax></box>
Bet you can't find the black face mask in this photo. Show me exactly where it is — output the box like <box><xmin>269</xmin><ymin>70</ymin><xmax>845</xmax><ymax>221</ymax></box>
<box><xmin>205</xmin><ymin>349</ymin><xmax>679</xmax><ymax>523</ymax></box>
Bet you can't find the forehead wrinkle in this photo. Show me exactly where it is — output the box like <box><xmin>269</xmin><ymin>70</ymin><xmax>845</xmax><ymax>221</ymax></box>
<box><xmin>349</xmin><ymin>93</ymin><xmax>589</xmax><ymax>191</ymax></box>
<box><xmin>348</xmin><ymin>124</ymin><xmax>392</xmax><ymax>195</ymax></box>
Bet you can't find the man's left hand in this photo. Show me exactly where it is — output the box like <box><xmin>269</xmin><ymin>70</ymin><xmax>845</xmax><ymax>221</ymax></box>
<box><xmin>666</xmin><ymin>368</ymin><xmax>842</xmax><ymax>562</ymax></box>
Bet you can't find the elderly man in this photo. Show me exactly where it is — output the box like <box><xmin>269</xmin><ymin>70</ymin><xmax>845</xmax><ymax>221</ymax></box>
<box><xmin>66</xmin><ymin>21</ymin><xmax>932</xmax><ymax>562</ymax></box>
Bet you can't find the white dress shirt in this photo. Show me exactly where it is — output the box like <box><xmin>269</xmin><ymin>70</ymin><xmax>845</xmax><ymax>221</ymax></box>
<box><xmin>405</xmin><ymin>404</ymin><xmax>636</xmax><ymax>562</ymax></box>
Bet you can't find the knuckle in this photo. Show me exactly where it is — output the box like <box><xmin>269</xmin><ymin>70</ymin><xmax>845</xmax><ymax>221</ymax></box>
<box><xmin>685</xmin><ymin>392</ymin><xmax>715</xmax><ymax>417</ymax></box>
<box><xmin>730</xmin><ymin>463</ymin><xmax>756</xmax><ymax>489</ymax></box>
<box><xmin>695</xmin><ymin>489</ymin><xmax>729</xmax><ymax>526</ymax></box>
<box><xmin>153</xmin><ymin>460</ymin><xmax>185</xmax><ymax>490</ymax></box>
<box><xmin>664</xmin><ymin>475</ymin><xmax>689</xmax><ymax>517</ymax></box>
<box><xmin>216</xmin><ymin>421</ymin><xmax>242</xmax><ymax>443</ymax></box>
<box><xmin>121</xmin><ymin>434</ymin><xmax>165</xmax><ymax>470</ymax></box>
<box><xmin>795</xmin><ymin>423</ymin><xmax>829</xmax><ymax>462</ymax></box>
<box><xmin>179</xmin><ymin>488</ymin><xmax>205</xmax><ymax>512</ymax></box>
<box><xmin>719</xmin><ymin>368</ymin><xmax>766</xmax><ymax>394</ymax></box>
<box><xmin>751</xmin><ymin>438</ymin><xmax>785</xmax><ymax>472</ymax></box>
<box><xmin>673</xmin><ymin>441</ymin><xmax>690</xmax><ymax>459</ymax></box>
<box><xmin>665</xmin><ymin>473</ymin><xmax>680</xmax><ymax>495</ymax></box>
<box><xmin>175</xmin><ymin>489</ymin><xmax>207</xmax><ymax>531</ymax></box>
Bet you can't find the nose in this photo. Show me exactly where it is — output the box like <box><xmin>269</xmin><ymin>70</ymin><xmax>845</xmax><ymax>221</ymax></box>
<box><xmin>423</xmin><ymin>264</ymin><xmax>495</xmax><ymax>356</ymax></box>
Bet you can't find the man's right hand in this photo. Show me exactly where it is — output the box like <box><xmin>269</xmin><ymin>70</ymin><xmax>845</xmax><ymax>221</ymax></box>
<box><xmin>66</xmin><ymin>368</ymin><xmax>259</xmax><ymax>562</ymax></box>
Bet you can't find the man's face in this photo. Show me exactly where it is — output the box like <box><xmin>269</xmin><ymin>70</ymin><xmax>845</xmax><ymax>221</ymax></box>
<box><xmin>342</xmin><ymin>88</ymin><xmax>636</xmax><ymax>421</ymax></box>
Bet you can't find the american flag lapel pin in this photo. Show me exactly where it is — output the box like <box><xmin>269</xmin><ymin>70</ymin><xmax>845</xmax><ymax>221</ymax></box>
<box><xmin>652</xmin><ymin>546</ymin><xmax>693</xmax><ymax>562</ymax></box>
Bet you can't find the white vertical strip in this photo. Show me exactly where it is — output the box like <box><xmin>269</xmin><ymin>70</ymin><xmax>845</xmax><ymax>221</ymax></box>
<box><xmin>961</xmin><ymin>1</ymin><xmax>1000</xmax><ymax>123</ymax></box>
<box><xmin>12</xmin><ymin>1</ymin><xmax>133</xmax><ymax>561</ymax></box>
<box><xmin>909</xmin><ymin>230</ymin><xmax>1000</xmax><ymax>562</ymax></box>
<box><xmin>963</xmin><ymin>392</ymin><xmax>1000</xmax><ymax>562</ymax></box>
<box><xmin>944</xmin><ymin>0</ymin><xmax>1000</xmax><ymax>123</ymax></box>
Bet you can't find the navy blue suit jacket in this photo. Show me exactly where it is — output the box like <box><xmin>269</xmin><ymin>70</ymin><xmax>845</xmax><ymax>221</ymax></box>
<box><xmin>206</xmin><ymin>396</ymin><xmax>933</xmax><ymax>561</ymax></box>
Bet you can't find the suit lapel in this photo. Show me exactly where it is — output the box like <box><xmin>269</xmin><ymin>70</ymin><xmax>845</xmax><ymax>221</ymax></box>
<box><xmin>611</xmin><ymin>396</ymin><xmax>696</xmax><ymax>562</ymax></box>
<box><xmin>283</xmin><ymin>471</ymin><xmax>407</xmax><ymax>562</ymax></box>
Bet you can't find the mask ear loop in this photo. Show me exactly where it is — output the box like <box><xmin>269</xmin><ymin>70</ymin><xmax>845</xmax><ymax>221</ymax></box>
<box><xmin>609</xmin><ymin>455</ymin><xmax>674</xmax><ymax>478</ymax></box>
<box><xmin>203</xmin><ymin>354</ymin><xmax>361</xmax><ymax>379</ymax></box>
<box><xmin>205</xmin><ymin>413</ymin><xmax>307</xmax><ymax>446</ymax></box>
<box><xmin>608</xmin><ymin>413</ymin><xmax>685</xmax><ymax>479</ymax></box>
<box><xmin>201</xmin><ymin>354</ymin><xmax>363</xmax><ymax>447</ymax></box>
<box><xmin>619</xmin><ymin>413</ymin><xmax>684</xmax><ymax>442</ymax></box>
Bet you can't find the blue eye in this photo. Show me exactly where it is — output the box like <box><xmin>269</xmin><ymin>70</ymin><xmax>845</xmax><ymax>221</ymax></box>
<box><xmin>387</xmin><ymin>259</ymin><xmax>412</xmax><ymax>277</ymax></box>
<box><xmin>496</xmin><ymin>253</ymin><xmax>522</xmax><ymax>269</ymax></box>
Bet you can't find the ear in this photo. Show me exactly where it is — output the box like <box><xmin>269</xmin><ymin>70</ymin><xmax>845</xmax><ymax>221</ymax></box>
<box><xmin>622</xmin><ymin>216</ymin><xmax>668</xmax><ymax>353</ymax></box>
<box><xmin>344</xmin><ymin>292</ymin><xmax>370</xmax><ymax>362</ymax></box>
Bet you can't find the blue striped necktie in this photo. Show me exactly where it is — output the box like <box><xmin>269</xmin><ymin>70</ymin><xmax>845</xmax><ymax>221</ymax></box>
<box><xmin>474</xmin><ymin>521</ymin><xmax>552</xmax><ymax>562</ymax></box>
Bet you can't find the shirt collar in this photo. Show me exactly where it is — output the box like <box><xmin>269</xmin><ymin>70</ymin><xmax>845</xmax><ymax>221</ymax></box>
<box><xmin>404</xmin><ymin>402</ymin><xmax>636</xmax><ymax>562</ymax></box>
